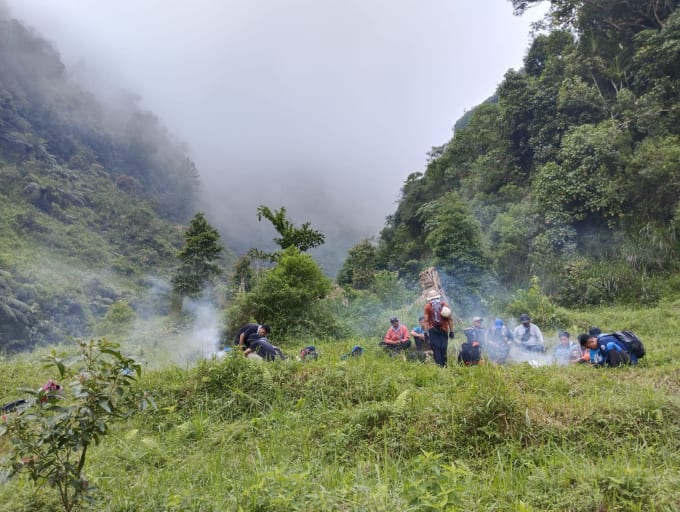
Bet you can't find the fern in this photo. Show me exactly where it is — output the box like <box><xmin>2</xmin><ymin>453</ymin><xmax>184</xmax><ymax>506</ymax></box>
<box><xmin>394</xmin><ymin>389</ymin><xmax>410</xmax><ymax>415</ymax></box>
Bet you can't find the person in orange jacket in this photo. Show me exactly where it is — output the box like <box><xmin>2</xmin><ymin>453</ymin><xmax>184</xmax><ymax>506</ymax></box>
<box><xmin>379</xmin><ymin>316</ymin><xmax>411</xmax><ymax>355</ymax></box>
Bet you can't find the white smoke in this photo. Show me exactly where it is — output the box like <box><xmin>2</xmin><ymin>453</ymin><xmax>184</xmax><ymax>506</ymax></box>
<box><xmin>180</xmin><ymin>298</ymin><xmax>223</xmax><ymax>361</ymax></box>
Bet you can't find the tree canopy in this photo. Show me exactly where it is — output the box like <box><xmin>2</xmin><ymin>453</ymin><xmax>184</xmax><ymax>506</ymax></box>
<box><xmin>171</xmin><ymin>212</ymin><xmax>223</xmax><ymax>301</ymax></box>
<box><xmin>366</xmin><ymin>1</ymin><xmax>680</xmax><ymax>308</ymax></box>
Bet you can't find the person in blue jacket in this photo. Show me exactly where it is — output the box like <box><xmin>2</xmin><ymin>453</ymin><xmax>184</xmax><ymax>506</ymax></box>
<box><xmin>589</xmin><ymin>326</ymin><xmax>640</xmax><ymax>365</ymax></box>
<box><xmin>578</xmin><ymin>330</ymin><xmax>630</xmax><ymax>367</ymax></box>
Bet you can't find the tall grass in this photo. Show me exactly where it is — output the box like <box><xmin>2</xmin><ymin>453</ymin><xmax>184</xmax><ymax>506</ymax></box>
<box><xmin>2</xmin><ymin>303</ymin><xmax>680</xmax><ymax>511</ymax></box>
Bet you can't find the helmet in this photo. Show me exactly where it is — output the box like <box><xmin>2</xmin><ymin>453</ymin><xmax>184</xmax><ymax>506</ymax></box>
<box><xmin>389</xmin><ymin>316</ymin><xmax>398</xmax><ymax>323</ymax></box>
<box><xmin>520</xmin><ymin>313</ymin><xmax>531</xmax><ymax>322</ymax></box>
<box><xmin>441</xmin><ymin>306</ymin><xmax>452</xmax><ymax>318</ymax></box>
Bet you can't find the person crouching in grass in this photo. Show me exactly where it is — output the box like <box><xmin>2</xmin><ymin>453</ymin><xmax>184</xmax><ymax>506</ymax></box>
<box><xmin>578</xmin><ymin>332</ymin><xmax>630</xmax><ymax>367</ymax></box>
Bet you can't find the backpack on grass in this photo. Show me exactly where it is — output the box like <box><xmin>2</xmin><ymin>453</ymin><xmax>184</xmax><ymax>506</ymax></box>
<box><xmin>299</xmin><ymin>346</ymin><xmax>318</xmax><ymax>360</ymax></box>
<box><xmin>612</xmin><ymin>331</ymin><xmax>645</xmax><ymax>359</ymax></box>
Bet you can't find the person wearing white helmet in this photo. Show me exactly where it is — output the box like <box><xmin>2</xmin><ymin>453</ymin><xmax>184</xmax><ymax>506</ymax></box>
<box><xmin>423</xmin><ymin>289</ymin><xmax>454</xmax><ymax>367</ymax></box>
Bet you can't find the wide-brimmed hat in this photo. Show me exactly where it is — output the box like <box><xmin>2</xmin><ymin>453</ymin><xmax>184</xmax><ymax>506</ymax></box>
<box><xmin>425</xmin><ymin>289</ymin><xmax>441</xmax><ymax>301</ymax></box>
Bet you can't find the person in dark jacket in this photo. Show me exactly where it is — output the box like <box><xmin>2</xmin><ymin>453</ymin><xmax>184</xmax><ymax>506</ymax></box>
<box><xmin>587</xmin><ymin>326</ymin><xmax>640</xmax><ymax>365</ymax></box>
<box><xmin>234</xmin><ymin>323</ymin><xmax>271</xmax><ymax>349</ymax></box>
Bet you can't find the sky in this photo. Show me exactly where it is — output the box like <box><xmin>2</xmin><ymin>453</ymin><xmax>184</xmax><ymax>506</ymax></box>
<box><xmin>5</xmin><ymin>0</ymin><xmax>547</xmax><ymax>273</ymax></box>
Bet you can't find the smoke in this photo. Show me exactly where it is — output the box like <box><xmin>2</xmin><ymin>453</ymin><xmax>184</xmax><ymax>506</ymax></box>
<box><xmin>178</xmin><ymin>298</ymin><xmax>224</xmax><ymax>361</ymax></box>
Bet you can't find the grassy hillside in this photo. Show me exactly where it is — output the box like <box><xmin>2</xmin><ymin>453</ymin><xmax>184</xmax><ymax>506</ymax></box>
<box><xmin>0</xmin><ymin>13</ymin><xmax>233</xmax><ymax>352</ymax></box>
<box><xmin>2</xmin><ymin>303</ymin><xmax>679</xmax><ymax>511</ymax></box>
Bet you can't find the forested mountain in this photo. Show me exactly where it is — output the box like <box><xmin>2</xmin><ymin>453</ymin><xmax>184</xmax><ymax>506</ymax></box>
<box><xmin>0</xmin><ymin>13</ymin><xmax>209</xmax><ymax>351</ymax></box>
<box><xmin>364</xmin><ymin>0</ymin><xmax>680</xmax><ymax>312</ymax></box>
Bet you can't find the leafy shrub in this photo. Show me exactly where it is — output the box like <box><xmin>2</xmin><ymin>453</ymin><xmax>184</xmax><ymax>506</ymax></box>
<box><xmin>95</xmin><ymin>300</ymin><xmax>135</xmax><ymax>337</ymax></box>
<box><xmin>0</xmin><ymin>338</ymin><xmax>144</xmax><ymax>512</ymax></box>
<box><xmin>557</xmin><ymin>258</ymin><xmax>661</xmax><ymax>307</ymax></box>
<box><xmin>506</xmin><ymin>275</ymin><xmax>571</xmax><ymax>328</ymax></box>
<box><xmin>238</xmin><ymin>247</ymin><xmax>333</xmax><ymax>339</ymax></box>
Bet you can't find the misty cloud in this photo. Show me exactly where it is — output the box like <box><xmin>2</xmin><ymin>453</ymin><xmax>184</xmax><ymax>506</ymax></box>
<box><xmin>4</xmin><ymin>0</ymin><xmax>547</xmax><ymax>274</ymax></box>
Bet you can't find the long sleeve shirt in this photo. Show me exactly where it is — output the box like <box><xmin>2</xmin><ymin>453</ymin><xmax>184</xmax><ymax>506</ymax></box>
<box><xmin>384</xmin><ymin>324</ymin><xmax>410</xmax><ymax>344</ymax></box>
<box><xmin>512</xmin><ymin>323</ymin><xmax>544</xmax><ymax>348</ymax></box>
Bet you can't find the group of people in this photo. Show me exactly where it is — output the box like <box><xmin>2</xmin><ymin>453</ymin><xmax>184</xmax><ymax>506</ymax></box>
<box><xmin>380</xmin><ymin>290</ymin><xmax>454</xmax><ymax>367</ymax></box>
<box><xmin>233</xmin><ymin>305</ymin><xmax>642</xmax><ymax>369</ymax></box>
<box><xmin>458</xmin><ymin>313</ymin><xmax>547</xmax><ymax>365</ymax></box>
<box><xmin>381</xmin><ymin>293</ymin><xmax>643</xmax><ymax>368</ymax></box>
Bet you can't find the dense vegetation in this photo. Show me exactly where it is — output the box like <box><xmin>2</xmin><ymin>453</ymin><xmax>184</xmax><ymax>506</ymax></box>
<box><xmin>0</xmin><ymin>13</ymin><xmax>223</xmax><ymax>352</ymax></box>
<box><xmin>363</xmin><ymin>0</ymin><xmax>680</xmax><ymax>315</ymax></box>
<box><xmin>3</xmin><ymin>1</ymin><xmax>680</xmax><ymax>509</ymax></box>
<box><xmin>2</xmin><ymin>303</ymin><xmax>680</xmax><ymax>511</ymax></box>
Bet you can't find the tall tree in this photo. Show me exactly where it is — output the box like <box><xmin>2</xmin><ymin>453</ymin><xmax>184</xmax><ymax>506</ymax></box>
<box><xmin>250</xmin><ymin>205</ymin><xmax>325</xmax><ymax>261</ymax></box>
<box><xmin>337</xmin><ymin>239</ymin><xmax>378</xmax><ymax>289</ymax></box>
<box><xmin>171</xmin><ymin>212</ymin><xmax>223</xmax><ymax>307</ymax></box>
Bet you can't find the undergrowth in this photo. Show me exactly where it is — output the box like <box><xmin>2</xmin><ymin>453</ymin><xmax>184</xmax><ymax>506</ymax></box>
<box><xmin>2</xmin><ymin>304</ymin><xmax>680</xmax><ymax>511</ymax></box>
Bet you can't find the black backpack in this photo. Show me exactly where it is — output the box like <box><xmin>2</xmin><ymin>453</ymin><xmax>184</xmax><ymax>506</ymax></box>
<box><xmin>458</xmin><ymin>341</ymin><xmax>482</xmax><ymax>365</ymax></box>
<box><xmin>430</xmin><ymin>299</ymin><xmax>443</xmax><ymax>328</ymax></box>
<box><xmin>612</xmin><ymin>331</ymin><xmax>646</xmax><ymax>358</ymax></box>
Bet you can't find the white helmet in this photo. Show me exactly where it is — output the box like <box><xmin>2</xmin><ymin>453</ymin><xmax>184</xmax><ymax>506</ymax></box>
<box><xmin>441</xmin><ymin>306</ymin><xmax>452</xmax><ymax>318</ymax></box>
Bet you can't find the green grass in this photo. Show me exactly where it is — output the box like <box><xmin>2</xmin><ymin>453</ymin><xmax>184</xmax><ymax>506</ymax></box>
<box><xmin>2</xmin><ymin>303</ymin><xmax>680</xmax><ymax>511</ymax></box>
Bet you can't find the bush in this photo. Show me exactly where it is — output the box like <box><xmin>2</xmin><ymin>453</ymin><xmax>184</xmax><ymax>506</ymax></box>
<box><xmin>238</xmin><ymin>247</ymin><xmax>333</xmax><ymax>339</ymax></box>
<box><xmin>0</xmin><ymin>339</ymin><xmax>144</xmax><ymax>512</ymax></box>
<box><xmin>556</xmin><ymin>259</ymin><xmax>661</xmax><ymax>307</ymax></box>
<box><xmin>506</xmin><ymin>275</ymin><xmax>571</xmax><ymax>329</ymax></box>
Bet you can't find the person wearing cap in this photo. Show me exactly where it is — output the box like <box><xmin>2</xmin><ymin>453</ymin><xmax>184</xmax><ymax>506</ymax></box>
<box><xmin>423</xmin><ymin>289</ymin><xmax>454</xmax><ymax>367</ymax></box>
<box><xmin>512</xmin><ymin>314</ymin><xmax>545</xmax><ymax>352</ymax></box>
<box><xmin>486</xmin><ymin>318</ymin><xmax>514</xmax><ymax>364</ymax></box>
<box><xmin>463</xmin><ymin>316</ymin><xmax>486</xmax><ymax>345</ymax></box>
<box><xmin>380</xmin><ymin>316</ymin><xmax>411</xmax><ymax>354</ymax></box>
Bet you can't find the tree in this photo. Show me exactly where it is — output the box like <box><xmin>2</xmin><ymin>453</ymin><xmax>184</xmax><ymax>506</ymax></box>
<box><xmin>417</xmin><ymin>192</ymin><xmax>492</xmax><ymax>313</ymax></box>
<box><xmin>242</xmin><ymin>247</ymin><xmax>332</xmax><ymax>338</ymax></box>
<box><xmin>250</xmin><ymin>206</ymin><xmax>325</xmax><ymax>261</ymax></box>
<box><xmin>337</xmin><ymin>239</ymin><xmax>378</xmax><ymax>289</ymax></box>
<box><xmin>171</xmin><ymin>212</ymin><xmax>223</xmax><ymax>307</ymax></box>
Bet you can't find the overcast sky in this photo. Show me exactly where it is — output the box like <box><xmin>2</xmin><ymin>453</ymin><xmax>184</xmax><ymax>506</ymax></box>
<box><xmin>5</xmin><ymin>0</ymin><xmax>546</xmax><ymax>272</ymax></box>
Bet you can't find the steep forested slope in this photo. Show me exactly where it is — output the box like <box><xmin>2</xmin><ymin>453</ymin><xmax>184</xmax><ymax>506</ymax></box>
<box><xmin>372</xmin><ymin>0</ymin><xmax>680</xmax><ymax>312</ymax></box>
<box><xmin>0</xmin><ymin>14</ymin><xmax>208</xmax><ymax>351</ymax></box>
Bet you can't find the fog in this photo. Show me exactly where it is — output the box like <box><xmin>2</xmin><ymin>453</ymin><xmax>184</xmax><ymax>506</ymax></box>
<box><xmin>5</xmin><ymin>0</ymin><xmax>546</xmax><ymax>274</ymax></box>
